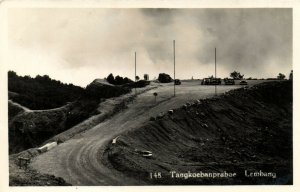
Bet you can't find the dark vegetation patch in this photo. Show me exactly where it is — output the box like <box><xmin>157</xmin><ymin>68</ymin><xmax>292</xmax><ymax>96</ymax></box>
<box><xmin>8</xmin><ymin>71</ymin><xmax>84</xmax><ymax>110</ymax></box>
<box><xmin>158</xmin><ymin>73</ymin><xmax>172</xmax><ymax>83</ymax></box>
<box><xmin>8</xmin><ymin>101</ymin><xmax>25</xmax><ymax>117</ymax></box>
<box><xmin>105</xmin><ymin>73</ymin><xmax>150</xmax><ymax>88</ymax></box>
<box><xmin>84</xmin><ymin>80</ymin><xmax>130</xmax><ymax>99</ymax></box>
<box><xmin>106</xmin><ymin>73</ymin><xmax>134</xmax><ymax>85</ymax></box>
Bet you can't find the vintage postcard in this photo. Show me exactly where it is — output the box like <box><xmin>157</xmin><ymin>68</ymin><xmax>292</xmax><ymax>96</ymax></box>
<box><xmin>0</xmin><ymin>0</ymin><xmax>299</xmax><ymax>192</ymax></box>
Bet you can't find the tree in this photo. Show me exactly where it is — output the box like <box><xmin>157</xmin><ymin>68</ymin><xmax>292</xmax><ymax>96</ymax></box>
<box><xmin>42</xmin><ymin>75</ymin><xmax>51</xmax><ymax>81</ymax></box>
<box><xmin>289</xmin><ymin>70</ymin><xmax>293</xmax><ymax>80</ymax></box>
<box><xmin>158</xmin><ymin>73</ymin><xmax>172</xmax><ymax>83</ymax></box>
<box><xmin>8</xmin><ymin>72</ymin><xmax>84</xmax><ymax>110</ymax></box>
<box><xmin>8</xmin><ymin>71</ymin><xmax>17</xmax><ymax>78</ymax></box>
<box><xmin>115</xmin><ymin>75</ymin><xmax>124</xmax><ymax>85</ymax></box>
<box><xmin>24</xmin><ymin>75</ymin><xmax>31</xmax><ymax>80</ymax></box>
<box><xmin>230</xmin><ymin>71</ymin><xmax>244</xmax><ymax>80</ymax></box>
<box><xmin>123</xmin><ymin>77</ymin><xmax>133</xmax><ymax>84</ymax></box>
<box><xmin>277</xmin><ymin>73</ymin><xmax>286</xmax><ymax>80</ymax></box>
<box><xmin>107</xmin><ymin>73</ymin><xmax>115</xmax><ymax>84</ymax></box>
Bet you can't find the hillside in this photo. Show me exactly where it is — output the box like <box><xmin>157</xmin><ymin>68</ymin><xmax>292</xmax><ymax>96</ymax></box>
<box><xmin>8</xmin><ymin>71</ymin><xmax>84</xmax><ymax>110</ymax></box>
<box><xmin>106</xmin><ymin>81</ymin><xmax>292</xmax><ymax>185</ymax></box>
<box><xmin>9</xmin><ymin>82</ymin><xmax>157</xmax><ymax>186</ymax></box>
<box><xmin>9</xmin><ymin>76</ymin><xmax>131</xmax><ymax>154</ymax></box>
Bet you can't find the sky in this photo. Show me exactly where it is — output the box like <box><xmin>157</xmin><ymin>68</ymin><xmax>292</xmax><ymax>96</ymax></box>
<box><xmin>7</xmin><ymin>8</ymin><xmax>292</xmax><ymax>87</ymax></box>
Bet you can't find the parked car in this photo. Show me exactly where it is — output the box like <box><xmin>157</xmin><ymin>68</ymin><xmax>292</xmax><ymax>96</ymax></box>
<box><xmin>140</xmin><ymin>150</ymin><xmax>153</xmax><ymax>157</ymax></box>
<box><xmin>134</xmin><ymin>149</ymin><xmax>153</xmax><ymax>158</ymax></box>
<box><xmin>224</xmin><ymin>78</ymin><xmax>235</xmax><ymax>85</ymax></box>
<box><xmin>201</xmin><ymin>78</ymin><xmax>221</xmax><ymax>85</ymax></box>
<box><xmin>239</xmin><ymin>80</ymin><xmax>248</xmax><ymax>85</ymax></box>
<box><xmin>174</xmin><ymin>79</ymin><xmax>181</xmax><ymax>85</ymax></box>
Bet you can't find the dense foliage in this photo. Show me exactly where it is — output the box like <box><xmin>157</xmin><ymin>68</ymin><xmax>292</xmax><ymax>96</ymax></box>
<box><xmin>277</xmin><ymin>73</ymin><xmax>286</xmax><ymax>80</ymax></box>
<box><xmin>106</xmin><ymin>73</ymin><xmax>133</xmax><ymax>85</ymax></box>
<box><xmin>8</xmin><ymin>71</ymin><xmax>84</xmax><ymax>110</ymax></box>
<box><xmin>158</xmin><ymin>73</ymin><xmax>172</xmax><ymax>83</ymax></box>
<box><xmin>230</xmin><ymin>71</ymin><xmax>244</xmax><ymax>80</ymax></box>
<box><xmin>84</xmin><ymin>81</ymin><xmax>130</xmax><ymax>99</ymax></box>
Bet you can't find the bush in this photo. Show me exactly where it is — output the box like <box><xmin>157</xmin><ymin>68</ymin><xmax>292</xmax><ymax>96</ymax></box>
<box><xmin>158</xmin><ymin>73</ymin><xmax>172</xmax><ymax>83</ymax></box>
<box><xmin>134</xmin><ymin>80</ymin><xmax>150</xmax><ymax>88</ymax></box>
<box><xmin>84</xmin><ymin>82</ymin><xmax>130</xmax><ymax>99</ymax></box>
<box><xmin>107</xmin><ymin>73</ymin><xmax>116</xmax><ymax>84</ymax></box>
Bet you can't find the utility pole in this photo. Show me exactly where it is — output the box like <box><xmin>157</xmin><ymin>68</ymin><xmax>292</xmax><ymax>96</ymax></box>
<box><xmin>215</xmin><ymin>47</ymin><xmax>217</xmax><ymax>96</ymax></box>
<box><xmin>135</xmin><ymin>52</ymin><xmax>137</xmax><ymax>95</ymax></box>
<box><xmin>173</xmin><ymin>40</ymin><xmax>176</xmax><ymax>97</ymax></box>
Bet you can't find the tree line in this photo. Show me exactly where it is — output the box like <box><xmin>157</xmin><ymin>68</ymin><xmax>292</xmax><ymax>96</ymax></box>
<box><xmin>8</xmin><ymin>71</ymin><xmax>85</xmax><ymax>110</ymax></box>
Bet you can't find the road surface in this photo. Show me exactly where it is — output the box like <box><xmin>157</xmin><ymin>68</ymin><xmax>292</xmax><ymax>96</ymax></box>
<box><xmin>30</xmin><ymin>81</ymin><xmax>243</xmax><ymax>185</ymax></box>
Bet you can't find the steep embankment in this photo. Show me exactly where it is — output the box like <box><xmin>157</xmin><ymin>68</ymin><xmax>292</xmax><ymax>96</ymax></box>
<box><xmin>106</xmin><ymin>81</ymin><xmax>292</xmax><ymax>185</ymax></box>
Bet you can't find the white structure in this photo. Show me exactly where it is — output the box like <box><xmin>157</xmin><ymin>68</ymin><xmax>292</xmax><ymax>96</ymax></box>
<box><xmin>37</xmin><ymin>142</ymin><xmax>57</xmax><ymax>153</ymax></box>
<box><xmin>112</xmin><ymin>136</ymin><xmax>120</xmax><ymax>144</ymax></box>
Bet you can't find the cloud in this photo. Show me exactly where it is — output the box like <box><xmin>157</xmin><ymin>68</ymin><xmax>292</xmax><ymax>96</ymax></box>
<box><xmin>7</xmin><ymin>8</ymin><xmax>292</xmax><ymax>86</ymax></box>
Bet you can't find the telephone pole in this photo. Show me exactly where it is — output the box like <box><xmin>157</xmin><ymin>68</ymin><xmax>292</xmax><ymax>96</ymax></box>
<box><xmin>135</xmin><ymin>52</ymin><xmax>137</xmax><ymax>95</ymax></box>
<box><xmin>173</xmin><ymin>40</ymin><xmax>176</xmax><ymax>97</ymax></box>
<box><xmin>215</xmin><ymin>47</ymin><xmax>217</xmax><ymax>96</ymax></box>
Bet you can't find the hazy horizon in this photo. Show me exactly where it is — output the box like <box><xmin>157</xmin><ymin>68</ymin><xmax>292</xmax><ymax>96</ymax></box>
<box><xmin>7</xmin><ymin>8</ymin><xmax>292</xmax><ymax>87</ymax></box>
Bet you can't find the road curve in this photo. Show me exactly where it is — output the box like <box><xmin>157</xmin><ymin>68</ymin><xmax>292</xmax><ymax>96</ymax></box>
<box><xmin>30</xmin><ymin>81</ymin><xmax>240</xmax><ymax>185</ymax></box>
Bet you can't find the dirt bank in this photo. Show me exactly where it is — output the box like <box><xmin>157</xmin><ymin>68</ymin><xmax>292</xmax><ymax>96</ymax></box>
<box><xmin>105</xmin><ymin>81</ymin><xmax>292</xmax><ymax>185</ymax></box>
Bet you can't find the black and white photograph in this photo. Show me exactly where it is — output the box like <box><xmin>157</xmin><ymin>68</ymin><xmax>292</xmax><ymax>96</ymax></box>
<box><xmin>0</xmin><ymin>1</ymin><xmax>298</xmax><ymax>190</ymax></box>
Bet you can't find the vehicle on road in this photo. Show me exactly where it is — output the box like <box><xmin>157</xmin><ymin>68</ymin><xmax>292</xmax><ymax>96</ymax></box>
<box><xmin>134</xmin><ymin>149</ymin><xmax>153</xmax><ymax>158</ymax></box>
<box><xmin>174</xmin><ymin>79</ymin><xmax>181</xmax><ymax>85</ymax></box>
<box><xmin>140</xmin><ymin>150</ymin><xmax>153</xmax><ymax>157</ymax></box>
<box><xmin>239</xmin><ymin>80</ymin><xmax>248</xmax><ymax>85</ymax></box>
<box><xmin>201</xmin><ymin>78</ymin><xmax>221</xmax><ymax>85</ymax></box>
<box><xmin>224</xmin><ymin>78</ymin><xmax>235</xmax><ymax>85</ymax></box>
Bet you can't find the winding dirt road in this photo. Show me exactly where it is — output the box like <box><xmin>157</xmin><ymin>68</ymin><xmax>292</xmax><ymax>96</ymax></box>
<box><xmin>31</xmin><ymin>81</ymin><xmax>241</xmax><ymax>185</ymax></box>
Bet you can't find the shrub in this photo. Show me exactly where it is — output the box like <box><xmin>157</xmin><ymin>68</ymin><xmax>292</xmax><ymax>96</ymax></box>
<box><xmin>158</xmin><ymin>73</ymin><xmax>172</xmax><ymax>83</ymax></box>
